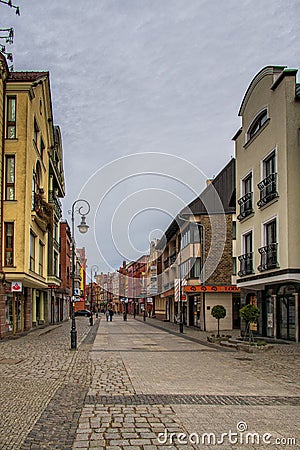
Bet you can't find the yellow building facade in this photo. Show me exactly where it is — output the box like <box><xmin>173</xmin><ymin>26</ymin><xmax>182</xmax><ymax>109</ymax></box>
<box><xmin>0</xmin><ymin>65</ymin><xmax>65</xmax><ymax>337</ymax></box>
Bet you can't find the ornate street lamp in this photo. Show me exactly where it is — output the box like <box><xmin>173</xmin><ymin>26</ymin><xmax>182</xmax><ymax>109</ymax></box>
<box><xmin>70</xmin><ymin>199</ymin><xmax>90</xmax><ymax>350</ymax></box>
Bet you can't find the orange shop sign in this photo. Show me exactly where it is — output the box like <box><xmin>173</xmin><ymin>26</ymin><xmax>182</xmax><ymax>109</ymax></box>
<box><xmin>184</xmin><ymin>285</ymin><xmax>241</xmax><ymax>293</ymax></box>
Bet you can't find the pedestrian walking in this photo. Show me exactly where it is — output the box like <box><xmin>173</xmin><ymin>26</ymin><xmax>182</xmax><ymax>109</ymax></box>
<box><xmin>106</xmin><ymin>310</ymin><xmax>109</xmax><ymax>321</ymax></box>
<box><xmin>109</xmin><ymin>309</ymin><xmax>114</xmax><ymax>322</ymax></box>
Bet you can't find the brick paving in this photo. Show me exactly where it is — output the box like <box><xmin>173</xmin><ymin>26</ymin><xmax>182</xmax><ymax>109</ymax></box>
<box><xmin>0</xmin><ymin>314</ymin><xmax>300</xmax><ymax>449</ymax></box>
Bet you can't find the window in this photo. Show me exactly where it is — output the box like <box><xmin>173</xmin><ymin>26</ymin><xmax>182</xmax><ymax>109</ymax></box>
<box><xmin>6</xmin><ymin>96</ymin><xmax>16</xmax><ymax>139</ymax></box>
<box><xmin>258</xmin><ymin>219</ymin><xmax>278</xmax><ymax>271</ymax></box>
<box><xmin>237</xmin><ymin>173</ymin><xmax>253</xmax><ymax>220</ymax></box>
<box><xmin>264</xmin><ymin>151</ymin><xmax>276</xmax><ymax>176</ymax></box>
<box><xmin>39</xmin><ymin>241</ymin><xmax>44</xmax><ymax>276</ymax></box>
<box><xmin>265</xmin><ymin>220</ymin><xmax>276</xmax><ymax>245</ymax></box>
<box><xmin>180</xmin><ymin>259</ymin><xmax>191</xmax><ymax>279</ymax></box>
<box><xmin>180</xmin><ymin>227</ymin><xmax>191</xmax><ymax>249</ymax></box>
<box><xmin>5</xmin><ymin>155</ymin><xmax>15</xmax><ymax>200</ymax></box>
<box><xmin>30</xmin><ymin>232</ymin><xmax>35</xmax><ymax>271</ymax></box>
<box><xmin>54</xmin><ymin>221</ymin><xmax>58</xmax><ymax>243</ymax></box>
<box><xmin>232</xmin><ymin>221</ymin><xmax>236</xmax><ymax>240</ymax></box>
<box><xmin>53</xmin><ymin>251</ymin><xmax>58</xmax><ymax>277</ymax></box>
<box><xmin>247</xmin><ymin>109</ymin><xmax>268</xmax><ymax>141</ymax></box>
<box><xmin>257</xmin><ymin>151</ymin><xmax>278</xmax><ymax>208</ymax></box>
<box><xmin>4</xmin><ymin>222</ymin><xmax>14</xmax><ymax>266</ymax></box>
<box><xmin>40</xmin><ymin>137</ymin><xmax>45</xmax><ymax>160</ymax></box>
<box><xmin>232</xmin><ymin>257</ymin><xmax>237</xmax><ymax>276</ymax></box>
<box><xmin>238</xmin><ymin>231</ymin><xmax>253</xmax><ymax>276</ymax></box>
<box><xmin>190</xmin><ymin>223</ymin><xmax>201</xmax><ymax>243</ymax></box>
<box><xmin>190</xmin><ymin>258</ymin><xmax>201</xmax><ymax>278</ymax></box>
<box><xmin>34</xmin><ymin>118</ymin><xmax>39</xmax><ymax>147</ymax></box>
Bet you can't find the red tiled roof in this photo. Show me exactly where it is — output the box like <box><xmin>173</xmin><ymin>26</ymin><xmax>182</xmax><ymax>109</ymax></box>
<box><xmin>8</xmin><ymin>71</ymin><xmax>49</xmax><ymax>82</ymax></box>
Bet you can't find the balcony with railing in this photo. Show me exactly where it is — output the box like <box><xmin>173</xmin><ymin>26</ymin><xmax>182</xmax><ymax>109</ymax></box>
<box><xmin>163</xmin><ymin>257</ymin><xmax>170</xmax><ymax>270</ymax></box>
<box><xmin>258</xmin><ymin>243</ymin><xmax>279</xmax><ymax>272</ymax></box>
<box><xmin>238</xmin><ymin>253</ymin><xmax>254</xmax><ymax>277</ymax></box>
<box><xmin>257</xmin><ymin>173</ymin><xmax>278</xmax><ymax>208</ymax></box>
<box><xmin>237</xmin><ymin>192</ymin><xmax>254</xmax><ymax>221</ymax></box>
<box><xmin>32</xmin><ymin>192</ymin><xmax>54</xmax><ymax>232</ymax></box>
<box><xmin>170</xmin><ymin>252</ymin><xmax>177</xmax><ymax>266</ymax></box>
<box><xmin>48</xmin><ymin>190</ymin><xmax>63</xmax><ymax>217</ymax></box>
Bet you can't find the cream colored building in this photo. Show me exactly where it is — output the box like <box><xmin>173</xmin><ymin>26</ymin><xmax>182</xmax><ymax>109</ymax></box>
<box><xmin>234</xmin><ymin>66</ymin><xmax>300</xmax><ymax>341</ymax></box>
<box><xmin>1</xmin><ymin>69</ymin><xmax>65</xmax><ymax>336</ymax></box>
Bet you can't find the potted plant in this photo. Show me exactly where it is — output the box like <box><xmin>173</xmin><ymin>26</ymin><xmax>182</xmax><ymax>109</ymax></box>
<box><xmin>211</xmin><ymin>305</ymin><xmax>226</xmax><ymax>338</ymax></box>
<box><xmin>239</xmin><ymin>304</ymin><xmax>260</xmax><ymax>343</ymax></box>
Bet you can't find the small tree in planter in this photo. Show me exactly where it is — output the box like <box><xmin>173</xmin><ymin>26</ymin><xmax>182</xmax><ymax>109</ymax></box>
<box><xmin>211</xmin><ymin>305</ymin><xmax>226</xmax><ymax>338</ymax></box>
<box><xmin>239</xmin><ymin>304</ymin><xmax>260</xmax><ymax>343</ymax></box>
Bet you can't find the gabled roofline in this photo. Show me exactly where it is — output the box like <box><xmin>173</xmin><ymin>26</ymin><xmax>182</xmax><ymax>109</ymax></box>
<box><xmin>238</xmin><ymin>66</ymin><xmax>286</xmax><ymax>117</ymax></box>
<box><xmin>271</xmin><ymin>68</ymin><xmax>298</xmax><ymax>91</ymax></box>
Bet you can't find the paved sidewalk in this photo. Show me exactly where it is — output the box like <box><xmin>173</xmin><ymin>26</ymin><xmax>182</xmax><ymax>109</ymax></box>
<box><xmin>73</xmin><ymin>315</ymin><xmax>300</xmax><ymax>449</ymax></box>
<box><xmin>0</xmin><ymin>317</ymin><xmax>98</xmax><ymax>450</ymax></box>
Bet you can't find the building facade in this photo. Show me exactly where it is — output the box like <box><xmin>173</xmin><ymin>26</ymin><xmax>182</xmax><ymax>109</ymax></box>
<box><xmin>0</xmin><ymin>66</ymin><xmax>65</xmax><ymax>337</ymax></box>
<box><xmin>234</xmin><ymin>66</ymin><xmax>300</xmax><ymax>341</ymax></box>
<box><xmin>156</xmin><ymin>159</ymin><xmax>239</xmax><ymax>332</ymax></box>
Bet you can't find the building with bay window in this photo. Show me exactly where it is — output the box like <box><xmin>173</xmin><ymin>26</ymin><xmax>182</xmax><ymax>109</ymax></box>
<box><xmin>234</xmin><ymin>65</ymin><xmax>300</xmax><ymax>342</ymax></box>
<box><xmin>156</xmin><ymin>158</ymin><xmax>239</xmax><ymax>332</ymax></box>
<box><xmin>0</xmin><ymin>62</ymin><xmax>65</xmax><ymax>337</ymax></box>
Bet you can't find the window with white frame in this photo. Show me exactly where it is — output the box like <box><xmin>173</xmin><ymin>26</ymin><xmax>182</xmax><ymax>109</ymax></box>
<box><xmin>257</xmin><ymin>150</ymin><xmax>278</xmax><ymax>208</ymax></box>
<box><xmin>5</xmin><ymin>155</ymin><xmax>15</xmax><ymax>200</ymax></box>
<box><xmin>237</xmin><ymin>173</ymin><xmax>253</xmax><ymax>220</ymax></box>
<box><xmin>6</xmin><ymin>96</ymin><xmax>16</xmax><ymax>139</ymax></box>
<box><xmin>30</xmin><ymin>231</ymin><xmax>35</xmax><ymax>271</ymax></box>
<box><xmin>238</xmin><ymin>231</ymin><xmax>253</xmax><ymax>276</ymax></box>
<box><xmin>258</xmin><ymin>219</ymin><xmax>278</xmax><ymax>271</ymax></box>
<box><xmin>247</xmin><ymin>108</ymin><xmax>268</xmax><ymax>141</ymax></box>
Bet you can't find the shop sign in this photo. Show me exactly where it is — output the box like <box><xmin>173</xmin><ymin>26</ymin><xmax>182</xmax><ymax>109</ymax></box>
<box><xmin>185</xmin><ymin>285</ymin><xmax>241</xmax><ymax>293</ymax></box>
<box><xmin>11</xmin><ymin>281</ymin><xmax>22</xmax><ymax>292</ymax></box>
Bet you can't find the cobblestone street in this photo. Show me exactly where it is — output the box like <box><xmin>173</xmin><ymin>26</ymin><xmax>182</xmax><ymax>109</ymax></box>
<box><xmin>0</xmin><ymin>315</ymin><xmax>299</xmax><ymax>449</ymax></box>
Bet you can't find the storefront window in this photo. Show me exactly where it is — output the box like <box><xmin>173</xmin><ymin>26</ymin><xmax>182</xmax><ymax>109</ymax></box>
<box><xmin>5</xmin><ymin>295</ymin><xmax>13</xmax><ymax>333</ymax></box>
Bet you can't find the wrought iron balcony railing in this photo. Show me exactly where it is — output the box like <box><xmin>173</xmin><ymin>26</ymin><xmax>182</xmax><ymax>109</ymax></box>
<box><xmin>48</xmin><ymin>190</ymin><xmax>63</xmax><ymax>217</ymax></box>
<box><xmin>257</xmin><ymin>173</ymin><xmax>278</xmax><ymax>208</ymax></box>
<box><xmin>170</xmin><ymin>253</ymin><xmax>177</xmax><ymax>265</ymax></box>
<box><xmin>163</xmin><ymin>258</ymin><xmax>170</xmax><ymax>269</ymax></box>
<box><xmin>237</xmin><ymin>192</ymin><xmax>254</xmax><ymax>221</ymax></box>
<box><xmin>258</xmin><ymin>243</ymin><xmax>279</xmax><ymax>271</ymax></box>
<box><xmin>238</xmin><ymin>252</ymin><xmax>254</xmax><ymax>276</ymax></box>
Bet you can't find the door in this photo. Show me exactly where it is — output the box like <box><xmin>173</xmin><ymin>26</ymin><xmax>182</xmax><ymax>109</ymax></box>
<box><xmin>277</xmin><ymin>295</ymin><xmax>296</xmax><ymax>341</ymax></box>
<box><xmin>232</xmin><ymin>294</ymin><xmax>241</xmax><ymax>329</ymax></box>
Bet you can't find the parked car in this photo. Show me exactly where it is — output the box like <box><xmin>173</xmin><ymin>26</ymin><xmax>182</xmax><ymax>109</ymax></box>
<box><xmin>74</xmin><ymin>309</ymin><xmax>91</xmax><ymax>317</ymax></box>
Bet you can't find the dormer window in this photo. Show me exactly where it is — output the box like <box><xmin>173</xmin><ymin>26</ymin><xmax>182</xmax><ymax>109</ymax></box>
<box><xmin>247</xmin><ymin>109</ymin><xmax>268</xmax><ymax>141</ymax></box>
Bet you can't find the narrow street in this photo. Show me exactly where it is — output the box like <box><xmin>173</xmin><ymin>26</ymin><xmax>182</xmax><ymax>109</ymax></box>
<box><xmin>0</xmin><ymin>316</ymin><xmax>299</xmax><ymax>449</ymax></box>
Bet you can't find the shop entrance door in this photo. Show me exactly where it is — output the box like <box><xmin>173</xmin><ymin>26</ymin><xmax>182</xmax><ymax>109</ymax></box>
<box><xmin>277</xmin><ymin>295</ymin><xmax>296</xmax><ymax>341</ymax></box>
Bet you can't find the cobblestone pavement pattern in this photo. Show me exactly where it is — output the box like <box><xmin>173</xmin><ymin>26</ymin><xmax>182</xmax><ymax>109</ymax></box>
<box><xmin>1</xmin><ymin>315</ymin><xmax>300</xmax><ymax>449</ymax></box>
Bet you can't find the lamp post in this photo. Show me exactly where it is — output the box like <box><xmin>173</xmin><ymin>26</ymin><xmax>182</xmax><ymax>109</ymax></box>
<box><xmin>178</xmin><ymin>215</ymin><xmax>205</xmax><ymax>333</ymax></box>
<box><xmin>90</xmin><ymin>264</ymin><xmax>99</xmax><ymax>326</ymax></box>
<box><xmin>70</xmin><ymin>199</ymin><xmax>90</xmax><ymax>350</ymax></box>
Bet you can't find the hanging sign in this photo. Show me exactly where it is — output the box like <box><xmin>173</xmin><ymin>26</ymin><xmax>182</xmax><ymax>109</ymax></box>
<box><xmin>11</xmin><ymin>281</ymin><xmax>22</xmax><ymax>292</ymax></box>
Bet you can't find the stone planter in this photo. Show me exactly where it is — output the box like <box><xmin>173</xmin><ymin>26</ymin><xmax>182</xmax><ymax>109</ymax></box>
<box><xmin>207</xmin><ymin>335</ymin><xmax>231</xmax><ymax>344</ymax></box>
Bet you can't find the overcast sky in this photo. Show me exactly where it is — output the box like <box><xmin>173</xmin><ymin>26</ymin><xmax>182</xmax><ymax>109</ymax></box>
<box><xmin>2</xmin><ymin>0</ymin><xmax>299</xmax><ymax>275</ymax></box>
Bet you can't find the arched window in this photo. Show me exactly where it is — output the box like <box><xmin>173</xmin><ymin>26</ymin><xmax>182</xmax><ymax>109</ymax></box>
<box><xmin>247</xmin><ymin>109</ymin><xmax>268</xmax><ymax>141</ymax></box>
